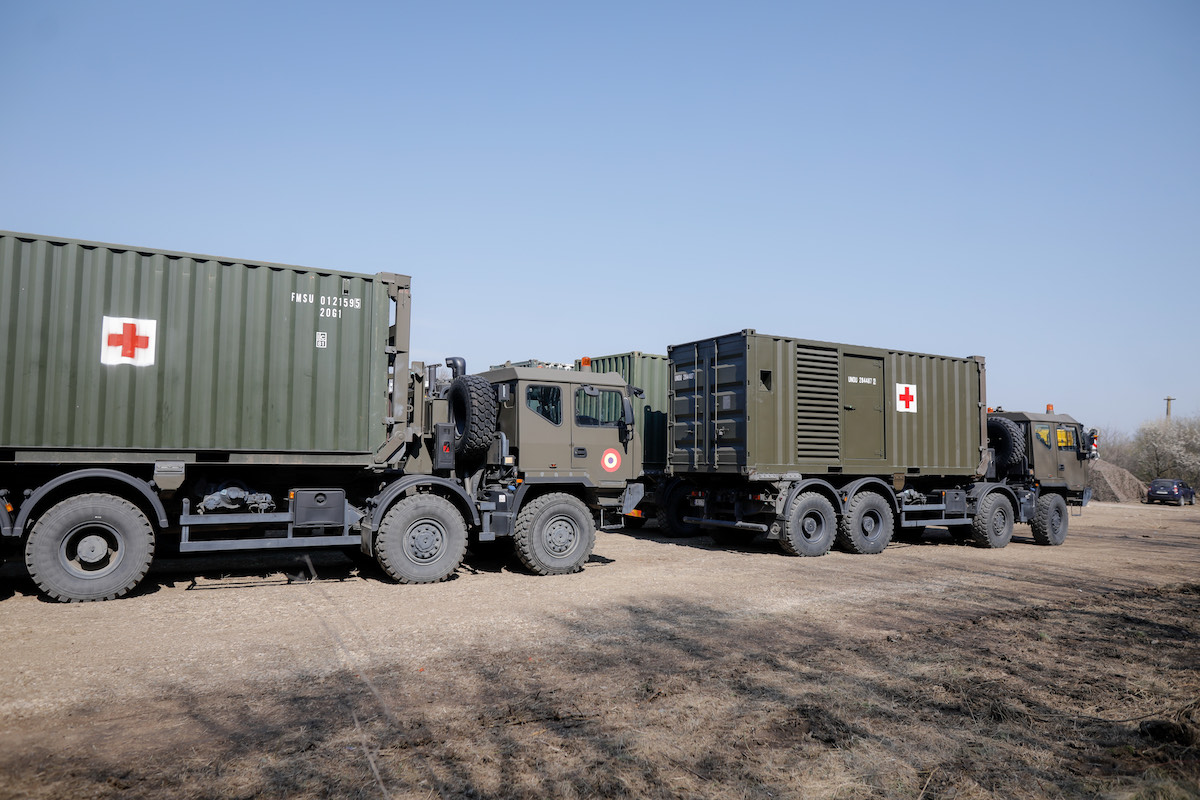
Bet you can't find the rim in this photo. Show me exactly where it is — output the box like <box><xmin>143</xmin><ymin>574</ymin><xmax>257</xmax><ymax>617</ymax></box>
<box><xmin>861</xmin><ymin>508</ymin><xmax>884</xmax><ymax>542</ymax></box>
<box><xmin>800</xmin><ymin>510</ymin><xmax>827</xmax><ymax>543</ymax></box>
<box><xmin>405</xmin><ymin>517</ymin><xmax>448</xmax><ymax>564</ymax></box>
<box><xmin>992</xmin><ymin>505</ymin><xmax>1010</xmax><ymax>539</ymax></box>
<box><xmin>59</xmin><ymin>522</ymin><xmax>124</xmax><ymax>580</ymax></box>
<box><xmin>542</xmin><ymin>513</ymin><xmax>580</xmax><ymax>558</ymax></box>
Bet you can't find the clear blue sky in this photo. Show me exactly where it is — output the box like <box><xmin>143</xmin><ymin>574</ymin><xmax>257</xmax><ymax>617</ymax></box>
<box><xmin>2</xmin><ymin>1</ymin><xmax>1197</xmax><ymax>434</ymax></box>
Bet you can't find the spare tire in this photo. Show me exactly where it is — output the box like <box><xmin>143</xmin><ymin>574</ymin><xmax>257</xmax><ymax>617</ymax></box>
<box><xmin>987</xmin><ymin>416</ymin><xmax>1026</xmax><ymax>474</ymax></box>
<box><xmin>446</xmin><ymin>375</ymin><xmax>498</xmax><ymax>462</ymax></box>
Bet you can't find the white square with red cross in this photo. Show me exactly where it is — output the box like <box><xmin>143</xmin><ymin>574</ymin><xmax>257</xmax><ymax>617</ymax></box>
<box><xmin>100</xmin><ymin>316</ymin><xmax>157</xmax><ymax>367</ymax></box>
<box><xmin>896</xmin><ymin>383</ymin><xmax>917</xmax><ymax>413</ymax></box>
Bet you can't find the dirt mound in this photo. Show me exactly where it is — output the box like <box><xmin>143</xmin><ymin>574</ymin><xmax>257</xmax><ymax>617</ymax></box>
<box><xmin>1091</xmin><ymin>459</ymin><xmax>1147</xmax><ymax>503</ymax></box>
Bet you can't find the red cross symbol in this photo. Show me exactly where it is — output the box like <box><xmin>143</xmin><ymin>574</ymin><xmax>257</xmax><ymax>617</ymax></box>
<box><xmin>107</xmin><ymin>323</ymin><xmax>150</xmax><ymax>358</ymax></box>
<box><xmin>899</xmin><ymin>386</ymin><xmax>915</xmax><ymax>410</ymax></box>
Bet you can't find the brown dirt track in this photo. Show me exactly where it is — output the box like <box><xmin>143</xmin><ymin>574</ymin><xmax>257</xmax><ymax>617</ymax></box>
<box><xmin>1</xmin><ymin>501</ymin><xmax>1197</xmax><ymax>800</ymax></box>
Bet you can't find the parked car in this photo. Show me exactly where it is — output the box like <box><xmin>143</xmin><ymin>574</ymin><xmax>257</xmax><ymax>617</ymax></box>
<box><xmin>1146</xmin><ymin>479</ymin><xmax>1196</xmax><ymax>506</ymax></box>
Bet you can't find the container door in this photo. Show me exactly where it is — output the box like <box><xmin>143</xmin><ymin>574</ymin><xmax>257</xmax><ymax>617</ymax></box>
<box><xmin>842</xmin><ymin>355</ymin><xmax>885</xmax><ymax>460</ymax></box>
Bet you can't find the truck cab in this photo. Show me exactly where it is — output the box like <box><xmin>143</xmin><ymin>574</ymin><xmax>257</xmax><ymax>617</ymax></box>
<box><xmin>988</xmin><ymin>410</ymin><xmax>1095</xmax><ymax>496</ymax></box>
<box><xmin>481</xmin><ymin>365</ymin><xmax>641</xmax><ymax>492</ymax></box>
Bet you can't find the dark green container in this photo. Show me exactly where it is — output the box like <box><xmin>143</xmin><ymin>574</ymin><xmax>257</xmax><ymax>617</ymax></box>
<box><xmin>668</xmin><ymin>330</ymin><xmax>987</xmax><ymax>478</ymax></box>
<box><xmin>0</xmin><ymin>231</ymin><xmax>407</xmax><ymax>464</ymax></box>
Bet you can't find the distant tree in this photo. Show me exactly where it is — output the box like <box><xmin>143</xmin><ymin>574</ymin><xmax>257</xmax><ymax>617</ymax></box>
<box><xmin>1097</xmin><ymin>426</ymin><xmax>1136</xmax><ymax>474</ymax></box>
<box><xmin>1133</xmin><ymin>415</ymin><xmax>1200</xmax><ymax>485</ymax></box>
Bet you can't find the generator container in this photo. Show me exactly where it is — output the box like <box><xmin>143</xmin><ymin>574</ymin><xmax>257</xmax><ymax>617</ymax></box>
<box><xmin>576</xmin><ymin>351</ymin><xmax>670</xmax><ymax>472</ymax></box>
<box><xmin>668</xmin><ymin>330</ymin><xmax>987</xmax><ymax>479</ymax></box>
<box><xmin>0</xmin><ymin>231</ymin><xmax>408</xmax><ymax>464</ymax></box>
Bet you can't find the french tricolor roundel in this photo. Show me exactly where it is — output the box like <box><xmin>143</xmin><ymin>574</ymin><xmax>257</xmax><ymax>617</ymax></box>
<box><xmin>601</xmin><ymin>448</ymin><xmax>622</xmax><ymax>472</ymax></box>
<box><xmin>896</xmin><ymin>383</ymin><xmax>917</xmax><ymax>414</ymax></box>
<box><xmin>101</xmin><ymin>316</ymin><xmax>157</xmax><ymax>367</ymax></box>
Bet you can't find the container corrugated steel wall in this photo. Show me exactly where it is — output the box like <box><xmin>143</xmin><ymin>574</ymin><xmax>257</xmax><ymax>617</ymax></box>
<box><xmin>576</xmin><ymin>352</ymin><xmax>670</xmax><ymax>470</ymax></box>
<box><xmin>669</xmin><ymin>331</ymin><xmax>985</xmax><ymax>478</ymax></box>
<box><xmin>0</xmin><ymin>232</ymin><xmax>398</xmax><ymax>461</ymax></box>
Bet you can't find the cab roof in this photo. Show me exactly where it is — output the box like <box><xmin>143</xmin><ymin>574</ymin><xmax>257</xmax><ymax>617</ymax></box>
<box><xmin>477</xmin><ymin>366</ymin><xmax>629</xmax><ymax>388</ymax></box>
<box><xmin>990</xmin><ymin>410</ymin><xmax>1082</xmax><ymax>426</ymax></box>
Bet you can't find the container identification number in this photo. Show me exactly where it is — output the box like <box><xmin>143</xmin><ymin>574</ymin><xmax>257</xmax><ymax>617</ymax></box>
<box><xmin>847</xmin><ymin>376</ymin><xmax>877</xmax><ymax>385</ymax></box>
<box><xmin>291</xmin><ymin>292</ymin><xmax>363</xmax><ymax>319</ymax></box>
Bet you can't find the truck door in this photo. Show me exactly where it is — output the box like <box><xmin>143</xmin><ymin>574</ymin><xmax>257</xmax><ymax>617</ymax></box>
<box><xmin>519</xmin><ymin>383</ymin><xmax>567</xmax><ymax>471</ymax></box>
<box><xmin>571</xmin><ymin>385</ymin><xmax>635</xmax><ymax>487</ymax></box>
<box><xmin>1031</xmin><ymin>422</ymin><xmax>1060</xmax><ymax>483</ymax></box>
<box><xmin>1055</xmin><ymin>424</ymin><xmax>1087</xmax><ymax>491</ymax></box>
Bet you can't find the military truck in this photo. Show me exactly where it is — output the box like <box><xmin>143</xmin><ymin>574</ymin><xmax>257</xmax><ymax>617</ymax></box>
<box><xmin>648</xmin><ymin>330</ymin><xmax>1096</xmax><ymax>554</ymax></box>
<box><xmin>0</xmin><ymin>231</ymin><xmax>641</xmax><ymax>601</ymax></box>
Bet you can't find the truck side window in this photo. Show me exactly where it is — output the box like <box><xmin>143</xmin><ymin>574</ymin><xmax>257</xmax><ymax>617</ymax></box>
<box><xmin>575</xmin><ymin>388</ymin><xmax>623</xmax><ymax>427</ymax></box>
<box><xmin>1035</xmin><ymin>424</ymin><xmax>1052</xmax><ymax>448</ymax></box>
<box><xmin>1057</xmin><ymin>427</ymin><xmax>1077</xmax><ymax>451</ymax></box>
<box><xmin>526</xmin><ymin>385</ymin><xmax>562</xmax><ymax>425</ymax></box>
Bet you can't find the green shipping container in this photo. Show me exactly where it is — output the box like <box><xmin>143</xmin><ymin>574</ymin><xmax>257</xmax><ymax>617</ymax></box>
<box><xmin>576</xmin><ymin>351</ymin><xmax>670</xmax><ymax>471</ymax></box>
<box><xmin>668</xmin><ymin>330</ymin><xmax>987</xmax><ymax>478</ymax></box>
<box><xmin>0</xmin><ymin>231</ymin><xmax>409</xmax><ymax>464</ymax></box>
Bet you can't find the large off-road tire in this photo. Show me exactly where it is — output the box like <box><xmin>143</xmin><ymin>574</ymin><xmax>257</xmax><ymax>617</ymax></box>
<box><xmin>654</xmin><ymin>480</ymin><xmax>702</xmax><ymax>538</ymax></box>
<box><xmin>445</xmin><ymin>375</ymin><xmax>498</xmax><ymax>462</ymax></box>
<box><xmin>779</xmin><ymin>492</ymin><xmax>836</xmax><ymax>557</ymax></box>
<box><xmin>24</xmin><ymin>493</ymin><xmax>155</xmax><ymax>602</ymax></box>
<box><xmin>987</xmin><ymin>416</ymin><xmax>1026</xmax><ymax>474</ymax></box>
<box><xmin>837</xmin><ymin>491</ymin><xmax>894</xmax><ymax>554</ymax></box>
<box><xmin>970</xmin><ymin>492</ymin><xmax>1014</xmax><ymax>548</ymax></box>
<box><xmin>514</xmin><ymin>493</ymin><xmax>596</xmax><ymax>575</ymax></box>
<box><xmin>375</xmin><ymin>494</ymin><xmax>467</xmax><ymax>584</ymax></box>
<box><xmin>1031</xmin><ymin>493</ymin><xmax>1069</xmax><ymax>546</ymax></box>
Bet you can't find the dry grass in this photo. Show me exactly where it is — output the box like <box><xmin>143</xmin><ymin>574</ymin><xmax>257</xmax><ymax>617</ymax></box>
<box><xmin>2</xmin><ymin>585</ymin><xmax>1197</xmax><ymax>799</ymax></box>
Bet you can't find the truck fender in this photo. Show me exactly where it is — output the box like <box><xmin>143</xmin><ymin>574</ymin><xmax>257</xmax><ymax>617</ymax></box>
<box><xmin>0</xmin><ymin>494</ymin><xmax>13</xmax><ymax>538</ymax></box>
<box><xmin>779</xmin><ymin>479</ymin><xmax>844</xmax><ymax>517</ymax></box>
<box><xmin>967</xmin><ymin>482</ymin><xmax>1023</xmax><ymax>520</ymax></box>
<box><xmin>7</xmin><ymin>469</ymin><xmax>169</xmax><ymax>538</ymax></box>
<box><xmin>836</xmin><ymin>478</ymin><xmax>899</xmax><ymax>513</ymax></box>
<box><xmin>512</xmin><ymin>477</ymin><xmax>596</xmax><ymax>513</ymax></box>
<box><xmin>366</xmin><ymin>476</ymin><xmax>481</xmax><ymax>549</ymax></box>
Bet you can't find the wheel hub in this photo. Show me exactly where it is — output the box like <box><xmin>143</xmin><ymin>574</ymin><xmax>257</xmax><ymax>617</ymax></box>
<box><xmin>76</xmin><ymin>534</ymin><xmax>110</xmax><ymax>564</ymax></box>
<box><xmin>544</xmin><ymin>515</ymin><xmax>578</xmax><ymax>556</ymax></box>
<box><xmin>406</xmin><ymin>520</ymin><xmax>445</xmax><ymax>562</ymax></box>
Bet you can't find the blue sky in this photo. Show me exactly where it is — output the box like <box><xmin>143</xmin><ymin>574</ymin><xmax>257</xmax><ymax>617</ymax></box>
<box><xmin>2</xmin><ymin>1</ymin><xmax>1197</xmax><ymax>434</ymax></box>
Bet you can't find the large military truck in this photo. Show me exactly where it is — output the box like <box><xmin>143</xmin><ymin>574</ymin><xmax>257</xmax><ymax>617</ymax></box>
<box><xmin>0</xmin><ymin>231</ymin><xmax>641</xmax><ymax>601</ymax></box>
<box><xmin>650</xmin><ymin>330</ymin><xmax>1096</xmax><ymax>554</ymax></box>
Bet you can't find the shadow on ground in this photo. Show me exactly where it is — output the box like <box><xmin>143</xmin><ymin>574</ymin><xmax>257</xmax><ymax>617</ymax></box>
<box><xmin>2</xmin><ymin>584</ymin><xmax>1197</xmax><ymax>800</ymax></box>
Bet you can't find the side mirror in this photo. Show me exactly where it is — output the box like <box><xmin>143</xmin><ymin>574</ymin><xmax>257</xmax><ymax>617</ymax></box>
<box><xmin>620</xmin><ymin>396</ymin><xmax>636</xmax><ymax>443</ymax></box>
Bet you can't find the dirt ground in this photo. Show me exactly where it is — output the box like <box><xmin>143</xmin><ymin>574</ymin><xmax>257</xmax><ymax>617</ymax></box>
<box><xmin>0</xmin><ymin>501</ymin><xmax>1197</xmax><ymax>800</ymax></box>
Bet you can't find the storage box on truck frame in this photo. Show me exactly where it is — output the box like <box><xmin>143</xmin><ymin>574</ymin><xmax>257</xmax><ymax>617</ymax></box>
<box><xmin>668</xmin><ymin>330</ymin><xmax>987</xmax><ymax>479</ymax></box>
<box><xmin>0</xmin><ymin>231</ymin><xmax>409</xmax><ymax>464</ymax></box>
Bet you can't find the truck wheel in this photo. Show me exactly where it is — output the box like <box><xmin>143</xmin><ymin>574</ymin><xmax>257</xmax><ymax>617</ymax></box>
<box><xmin>837</xmin><ymin>492</ymin><xmax>894</xmax><ymax>554</ymax></box>
<box><xmin>654</xmin><ymin>481</ymin><xmax>702</xmax><ymax>538</ymax></box>
<box><xmin>1031</xmin><ymin>493</ymin><xmax>1068</xmax><ymax>546</ymax></box>
<box><xmin>514</xmin><ymin>493</ymin><xmax>595</xmax><ymax>575</ymax></box>
<box><xmin>779</xmin><ymin>493</ymin><xmax>836</xmax><ymax>557</ymax></box>
<box><xmin>375</xmin><ymin>494</ymin><xmax>467</xmax><ymax>584</ymax></box>
<box><xmin>987</xmin><ymin>417</ymin><xmax>1026</xmax><ymax>473</ymax></box>
<box><xmin>24</xmin><ymin>493</ymin><xmax>155</xmax><ymax>602</ymax></box>
<box><xmin>446</xmin><ymin>375</ymin><xmax>498</xmax><ymax>462</ymax></box>
<box><xmin>970</xmin><ymin>492</ymin><xmax>1014</xmax><ymax>548</ymax></box>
